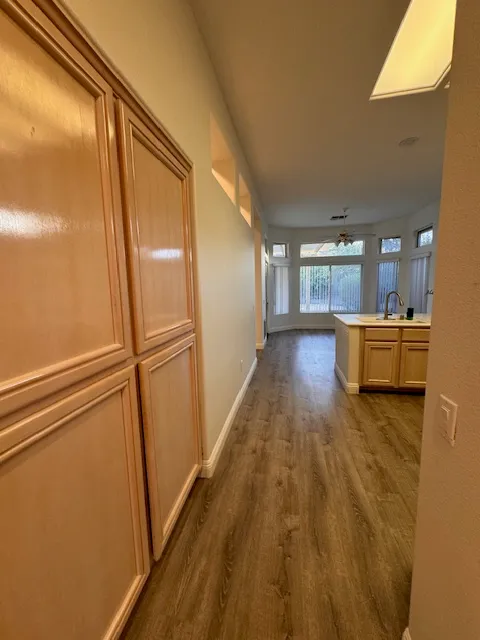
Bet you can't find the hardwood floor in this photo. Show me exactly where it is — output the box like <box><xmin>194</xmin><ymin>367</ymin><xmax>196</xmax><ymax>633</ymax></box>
<box><xmin>123</xmin><ymin>330</ymin><xmax>423</xmax><ymax>640</ymax></box>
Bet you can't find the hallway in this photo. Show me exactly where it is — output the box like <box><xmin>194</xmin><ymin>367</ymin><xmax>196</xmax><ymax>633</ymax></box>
<box><xmin>124</xmin><ymin>331</ymin><xmax>423</xmax><ymax>640</ymax></box>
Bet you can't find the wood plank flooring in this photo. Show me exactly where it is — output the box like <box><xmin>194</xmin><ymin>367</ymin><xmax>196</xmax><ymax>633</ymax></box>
<box><xmin>123</xmin><ymin>330</ymin><xmax>423</xmax><ymax>640</ymax></box>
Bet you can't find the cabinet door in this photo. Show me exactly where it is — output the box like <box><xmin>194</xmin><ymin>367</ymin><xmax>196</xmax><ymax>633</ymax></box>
<box><xmin>0</xmin><ymin>1</ymin><xmax>131</xmax><ymax>417</ymax></box>
<box><xmin>399</xmin><ymin>342</ymin><xmax>429</xmax><ymax>389</ymax></box>
<box><xmin>363</xmin><ymin>341</ymin><xmax>399</xmax><ymax>387</ymax></box>
<box><xmin>0</xmin><ymin>367</ymin><xmax>149</xmax><ymax>640</ymax></box>
<box><xmin>138</xmin><ymin>335</ymin><xmax>201</xmax><ymax>560</ymax></box>
<box><xmin>117</xmin><ymin>101</ymin><xmax>195</xmax><ymax>354</ymax></box>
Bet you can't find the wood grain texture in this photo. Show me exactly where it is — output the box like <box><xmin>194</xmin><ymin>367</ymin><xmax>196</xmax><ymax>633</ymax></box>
<box><xmin>138</xmin><ymin>335</ymin><xmax>201</xmax><ymax>561</ymax></box>
<box><xmin>117</xmin><ymin>101</ymin><xmax>195</xmax><ymax>355</ymax></box>
<box><xmin>0</xmin><ymin>0</ymin><xmax>132</xmax><ymax>417</ymax></box>
<box><xmin>123</xmin><ymin>330</ymin><xmax>422</xmax><ymax>640</ymax></box>
<box><xmin>0</xmin><ymin>366</ymin><xmax>149</xmax><ymax>640</ymax></box>
<box><xmin>363</xmin><ymin>341</ymin><xmax>400</xmax><ymax>387</ymax></box>
<box><xmin>399</xmin><ymin>343</ymin><xmax>429</xmax><ymax>389</ymax></box>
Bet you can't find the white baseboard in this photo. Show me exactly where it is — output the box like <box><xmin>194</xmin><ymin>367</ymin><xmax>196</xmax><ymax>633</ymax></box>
<box><xmin>296</xmin><ymin>324</ymin><xmax>335</xmax><ymax>331</ymax></box>
<box><xmin>268</xmin><ymin>324</ymin><xmax>334</xmax><ymax>334</ymax></box>
<box><xmin>335</xmin><ymin>362</ymin><xmax>359</xmax><ymax>394</ymax></box>
<box><xmin>268</xmin><ymin>324</ymin><xmax>295</xmax><ymax>334</ymax></box>
<box><xmin>402</xmin><ymin>629</ymin><xmax>412</xmax><ymax>640</ymax></box>
<box><xmin>200</xmin><ymin>358</ymin><xmax>258</xmax><ymax>479</ymax></box>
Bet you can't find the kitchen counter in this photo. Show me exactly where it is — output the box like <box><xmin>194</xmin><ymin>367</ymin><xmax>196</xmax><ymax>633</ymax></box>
<box><xmin>334</xmin><ymin>313</ymin><xmax>431</xmax><ymax>328</ymax></box>
<box><xmin>334</xmin><ymin>314</ymin><xmax>431</xmax><ymax>394</ymax></box>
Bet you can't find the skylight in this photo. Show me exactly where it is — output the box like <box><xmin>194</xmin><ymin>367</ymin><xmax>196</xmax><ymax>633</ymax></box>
<box><xmin>370</xmin><ymin>0</ymin><xmax>457</xmax><ymax>100</ymax></box>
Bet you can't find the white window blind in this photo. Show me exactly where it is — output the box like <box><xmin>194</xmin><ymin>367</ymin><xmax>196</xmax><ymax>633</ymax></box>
<box><xmin>410</xmin><ymin>255</ymin><xmax>430</xmax><ymax>313</ymax></box>
<box><xmin>300</xmin><ymin>265</ymin><xmax>362</xmax><ymax>313</ymax></box>
<box><xmin>274</xmin><ymin>266</ymin><xmax>289</xmax><ymax>315</ymax></box>
<box><xmin>377</xmin><ymin>260</ymin><xmax>400</xmax><ymax>313</ymax></box>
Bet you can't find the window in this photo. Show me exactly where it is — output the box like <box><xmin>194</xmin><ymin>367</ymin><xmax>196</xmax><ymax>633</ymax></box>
<box><xmin>300</xmin><ymin>241</ymin><xmax>364</xmax><ymax>258</ymax></box>
<box><xmin>410</xmin><ymin>255</ymin><xmax>430</xmax><ymax>313</ymax></box>
<box><xmin>380</xmin><ymin>237</ymin><xmax>401</xmax><ymax>254</ymax></box>
<box><xmin>417</xmin><ymin>226</ymin><xmax>433</xmax><ymax>247</ymax></box>
<box><xmin>274</xmin><ymin>266</ymin><xmax>289</xmax><ymax>315</ymax></box>
<box><xmin>300</xmin><ymin>265</ymin><xmax>362</xmax><ymax>313</ymax></box>
<box><xmin>377</xmin><ymin>260</ymin><xmax>400</xmax><ymax>313</ymax></box>
<box><xmin>272</xmin><ymin>243</ymin><xmax>287</xmax><ymax>258</ymax></box>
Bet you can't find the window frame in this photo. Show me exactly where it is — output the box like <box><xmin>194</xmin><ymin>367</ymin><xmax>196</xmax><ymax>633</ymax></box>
<box><xmin>299</xmin><ymin>263</ymin><xmax>363</xmax><ymax>314</ymax></box>
<box><xmin>300</xmin><ymin>239</ymin><xmax>365</xmax><ymax>259</ymax></box>
<box><xmin>272</xmin><ymin>242</ymin><xmax>288</xmax><ymax>259</ymax></box>
<box><xmin>299</xmin><ymin>240</ymin><xmax>365</xmax><ymax>314</ymax></box>
<box><xmin>379</xmin><ymin>236</ymin><xmax>402</xmax><ymax>254</ymax></box>
<box><xmin>416</xmin><ymin>225</ymin><xmax>434</xmax><ymax>248</ymax></box>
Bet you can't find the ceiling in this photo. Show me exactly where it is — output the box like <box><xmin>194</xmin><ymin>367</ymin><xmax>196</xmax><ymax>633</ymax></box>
<box><xmin>188</xmin><ymin>0</ymin><xmax>449</xmax><ymax>227</ymax></box>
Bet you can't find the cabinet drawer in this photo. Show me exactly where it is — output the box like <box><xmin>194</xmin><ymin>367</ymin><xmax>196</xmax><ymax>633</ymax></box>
<box><xmin>402</xmin><ymin>328</ymin><xmax>430</xmax><ymax>342</ymax></box>
<box><xmin>364</xmin><ymin>328</ymin><xmax>400</xmax><ymax>342</ymax></box>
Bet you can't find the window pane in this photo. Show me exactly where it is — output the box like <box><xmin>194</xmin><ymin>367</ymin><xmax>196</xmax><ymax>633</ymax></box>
<box><xmin>380</xmin><ymin>237</ymin><xmax>401</xmax><ymax>253</ymax></box>
<box><xmin>300</xmin><ymin>265</ymin><xmax>330</xmax><ymax>313</ymax></box>
<box><xmin>300</xmin><ymin>241</ymin><xmax>364</xmax><ymax>258</ymax></box>
<box><xmin>417</xmin><ymin>227</ymin><xmax>433</xmax><ymax>247</ymax></box>
<box><xmin>272</xmin><ymin>243</ymin><xmax>286</xmax><ymax>258</ymax></box>
<box><xmin>274</xmin><ymin>266</ymin><xmax>289</xmax><ymax>315</ymax></box>
<box><xmin>300</xmin><ymin>264</ymin><xmax>361</xmax><ymax>313</ymax></box>
<box><xmin>331</xmin><ymin>265</ymin><xmax>362</xmax><ymax>312</ymax></box>
<box><xmin>410</xmin><ymin>256</ymin><xmax>430</xmax><ymax>313</ymax></box>
<box><xmin>377</xmin><ymin>261</ymin><xmax>400</xmax><ymax>313</ymax></box>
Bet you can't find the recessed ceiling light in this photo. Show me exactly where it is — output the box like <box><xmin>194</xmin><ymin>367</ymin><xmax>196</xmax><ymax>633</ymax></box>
<box><xmin>370</xmin><ymin>0</ymin><xmax>457</xmax><ymax>101</ymax></box>
<box><xmin>399</xmin><ymin>136</ymin><xmax>420</xmax><ymax>147</ymax></box>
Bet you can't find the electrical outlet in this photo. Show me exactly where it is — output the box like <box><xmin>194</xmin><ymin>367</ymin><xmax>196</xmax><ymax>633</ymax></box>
<box><xmin>439</xmin><ymin>394</ymin><xmax>458</xmax><ymax>446</ymax></box>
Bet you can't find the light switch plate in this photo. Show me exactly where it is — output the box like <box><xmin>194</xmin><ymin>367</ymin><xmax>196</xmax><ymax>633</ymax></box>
<box><xmin>439</xmin><ymin>394</ymin><xmax>458</xmax><ymax>446</ymax></box>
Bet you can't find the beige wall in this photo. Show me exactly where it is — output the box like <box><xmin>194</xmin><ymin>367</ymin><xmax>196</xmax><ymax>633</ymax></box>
<box><xmin>408</xmin><ymin>1</ymin><xmax>480</xmax><ymax>638</ymax></box>
<box><xmin>60</xmin><ymin>0</ymin><xmax>260</xmax><ymax>459</ymax></box>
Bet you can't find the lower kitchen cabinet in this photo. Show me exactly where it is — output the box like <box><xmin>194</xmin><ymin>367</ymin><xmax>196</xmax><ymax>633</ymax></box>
<box><xmin>399</xmin><ymin>342</ymin><xmax>429</xmax><ymax>389</ymax></box>
<box><xmin>363</xmin><ymin>341</ymin><xmax>399</xmax><ymax>387</ymax></box>
<box><xmin>361</xmin><ymin>328</ymin><xmax>429</xmax><ymax>391</ymax></box>
<box><xmin>137</xmin><ymin>334</ymin><xmax>201</xmax><ymax>561</ymax></box>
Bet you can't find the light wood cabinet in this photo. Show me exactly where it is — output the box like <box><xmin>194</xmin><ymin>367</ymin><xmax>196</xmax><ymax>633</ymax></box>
<box><xmin>117</xmin><ymin>101</ymin><xmax>195</xmax><ymax>355</ymax></box>
<box><xmin>0</xmin><ymin>368</ymin><xmax>149</xmax><ymax>640</ymax></box>
<box><xmin>363</xmin><ymin>341</ymin><xmax>399</xmax><ymax>387</ymax></box>
<box><xmin>0</xmin><ymin>1</ymin><xmax>202</xmax><ymax>637</ymax></box>
<box><xmin>361</xmin><ymin>328</ymin><xmax>429</xmax><ymax>391</ymax></box>
<box><xmin>399</xmin><ymin>343</ymin><xmax>429</xmax><ymax>389</ymax></box>
<box><xmin>138</xmin><ymin>335</ymin><xmax>201</xmax><ymax>560</ymax></box>
<box><xmin>0</xmin><ymin>0</ymin><xmax>132</xmax><ymax>418</ymax></box>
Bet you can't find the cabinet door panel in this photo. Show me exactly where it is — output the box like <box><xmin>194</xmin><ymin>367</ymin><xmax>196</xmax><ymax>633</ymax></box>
<box><xmin>138</xmin><ymin>335</ymin><xmax>201</xmax><ymax>560</ymax></box>
<box><xmin>0</xmin><ymin>1</ymin><xmax>130</xmax><ymax>417</ymax></box>
<box><xmin>363</xmin><ymin>341</ymin><xmax>399</xmax><ymax>387</ymax></box>
<box><xmin>0</xmin><ymin>367</ymin><xmax>149</xmax><ymax>640</ymax></box>
<box><xmin>117</xmin><ymin>101</ymin><xmax>194</xmax><ymax>354</ymax></box>
<box><xmin>399</xmin><ymin>342</ymin><xmax>429</xmax><ymax>389</ymax></box>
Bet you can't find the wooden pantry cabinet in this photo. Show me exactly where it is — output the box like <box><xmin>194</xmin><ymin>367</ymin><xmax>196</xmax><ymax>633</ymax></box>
<box><xmin>116</xmin><ymin>102</ymin><xmax>201</xmax><ymax>561</ymax></box>
<box><xmin>362</xmin><ymin>327</ymin><xmax>430</xmax><ymax>391</ymax></box>
<box><xmin>0</xmin><ymin>1</ymin><xmax>201</xmax><ymax>638</ymax></box>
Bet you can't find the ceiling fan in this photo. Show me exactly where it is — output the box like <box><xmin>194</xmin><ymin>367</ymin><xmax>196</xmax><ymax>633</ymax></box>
<box><xmin>323</xmin><ymin>208</ymin><xmax>376</xmax><ymax>246</ymax></box>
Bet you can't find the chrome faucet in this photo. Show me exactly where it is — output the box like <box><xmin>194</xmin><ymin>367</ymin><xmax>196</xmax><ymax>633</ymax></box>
<box><xmin>384</xmin><ymin>290</ymin><xmax>405</xmax><ymax>320</ymax></box>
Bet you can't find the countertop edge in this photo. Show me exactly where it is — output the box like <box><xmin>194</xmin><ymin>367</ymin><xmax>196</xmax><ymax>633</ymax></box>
<box><xmin>334</xmin><ymin>314</ymin><xmax>431</xmax><ymax>328</ymax></box>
